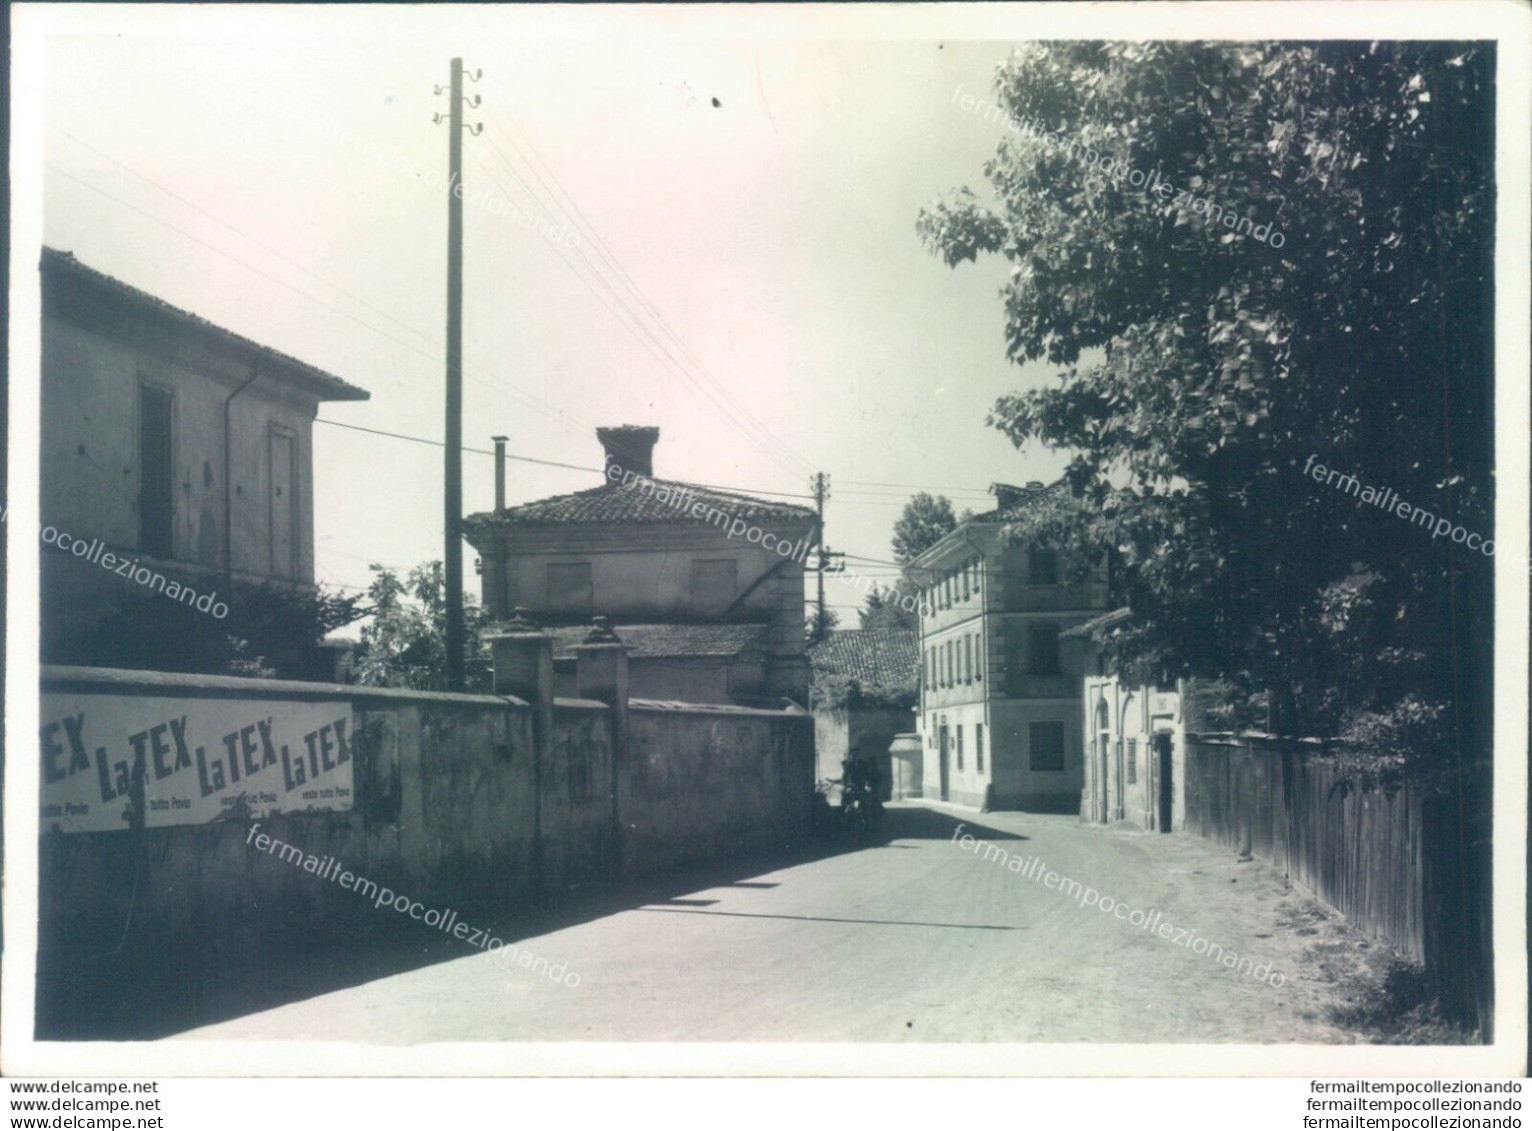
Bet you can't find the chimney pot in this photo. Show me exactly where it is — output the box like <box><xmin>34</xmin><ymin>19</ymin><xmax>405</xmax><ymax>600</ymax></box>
<box><xmin>597</xmin><ymin>425</ymin><xmax>660</xmax><ymax>480</ymax></box>
<box><xmin>492</xmin><ymin>436</ymin><xmax>508</xmax><ymax>511</ymax></box>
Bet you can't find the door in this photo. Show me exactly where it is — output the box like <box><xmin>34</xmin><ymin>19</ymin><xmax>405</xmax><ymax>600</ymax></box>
<box><xmin>1155</xmin><ymin>732</ymin><xmax>1174</xmax><ymax>833</ymax></box>
<box><xmin>270</xmin><ymin>427</ymin><xmax>297</xmax><ymax>579</ymax></box>
<box><xmin>938</xmin><ymin>724</ymin><xmax>950</xmax><ymax>802</ymax></box>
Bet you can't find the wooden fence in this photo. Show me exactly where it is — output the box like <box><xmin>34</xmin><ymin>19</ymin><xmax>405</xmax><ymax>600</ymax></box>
<box><xmin>1184</xmin><ymin>734</ymin><xmax>1492</xmax><ymax>1036</ymax></box>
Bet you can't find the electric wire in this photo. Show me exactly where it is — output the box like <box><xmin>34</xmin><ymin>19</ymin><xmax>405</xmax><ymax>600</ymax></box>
<box><xmin>489</xmin><ymin>113</ymin><xmax>813</xmax><ymax>478</ymax></box>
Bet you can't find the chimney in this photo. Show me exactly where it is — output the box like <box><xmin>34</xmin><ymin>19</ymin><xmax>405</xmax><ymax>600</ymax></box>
<box><xmin>597</xmin><ymin>425</ymin><xmax>660</xmax><ymax>480</ymax></box>
<box><xmin>492</xmin><ymin>435</ymin><xmax>508</xmax><ymax>511</ymax></box>
<box><xmin>1026</xmin><ymin>480</ymin><xmax>1045</xmax><ymax>490</ymax></box>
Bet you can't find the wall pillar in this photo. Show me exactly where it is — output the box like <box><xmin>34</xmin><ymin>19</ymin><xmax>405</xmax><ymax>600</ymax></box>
<box><xmin>485</xmin><ymin>608</ymin><xmax>553</xmax><ymax>889</ymax></box>
<box><xmin>574</xmin><ymin>617</ymin><xmax>629</xmax><ymax>872</ymax></box>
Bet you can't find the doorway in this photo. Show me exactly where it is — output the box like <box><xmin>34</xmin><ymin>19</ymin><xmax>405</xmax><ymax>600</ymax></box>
<box><xmin>938</xmin><ymin>724</ymin><xmax>950</xmax><ymax>802</ymax></box>
<box><xmin>1154</xmin><ymin>732</ymin><xmax>1174</xmax><ymax>833</ymax></box>
<box><xmin>1096</xmin><ymin>735</ymin><xmax>1110</xmax><ymax>823</ymax></box>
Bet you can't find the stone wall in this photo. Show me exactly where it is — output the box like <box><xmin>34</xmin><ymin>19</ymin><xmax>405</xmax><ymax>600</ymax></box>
<box><xmin>37</xmin><ymin>633</ymin><xmax>813</xmax><ymax>975</ymax></box>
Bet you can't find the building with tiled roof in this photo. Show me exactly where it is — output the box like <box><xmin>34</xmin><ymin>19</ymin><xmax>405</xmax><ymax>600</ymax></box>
<box><xmin>807</xmin><ymin>626</ymin><xmax>920</xmax><ymax>702</ymax></box>
<box><xmin>40</xmin><ymin>248</ymin><xmax>369</xmax><ymax>673</ymax></box>
<box><xmin>905</xmin><ymin>479</ymin><xmax>1108</xmax><ymax>813</ymax></box>
<box><xmin>806</xmin><ymin>626</ymin><xmax>920</xmax><ymax>797</ymax></box>
<box><xmin>466</xmin><ymin>427</ymin><xmax>818</xmax><ymax>707</ymax></box>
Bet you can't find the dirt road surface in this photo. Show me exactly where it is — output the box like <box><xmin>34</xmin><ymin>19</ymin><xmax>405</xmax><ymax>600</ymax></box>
<box><xmin>181</xmin><ymin>803</ymin><xmax>1378</xmax><ymax>1044</ymax></box>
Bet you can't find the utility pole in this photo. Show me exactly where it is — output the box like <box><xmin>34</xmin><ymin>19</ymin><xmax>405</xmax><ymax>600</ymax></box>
<box><xmin>435</xmin><ymin>59</ymin><xmax>482</xmax><ymax>691</ymax></box>
<box><xmin>809</xmin><ymin>472</ymin><xmax>844</xmax><ymax>640</ymax></box>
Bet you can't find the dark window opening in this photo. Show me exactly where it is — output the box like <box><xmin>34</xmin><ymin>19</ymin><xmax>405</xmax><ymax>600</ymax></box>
<box><xmin>1027</xmin><ymin>623</ymin><xmax>1062</xmax><ymax>676</ymax></box>
<box><xmin>1030</xmin><ymin>721</ymin><xmax>1066</xmax><ymax>772</ymax></box>
<box><xmin>1028</xmin><ymin>546</ymin><xmax>1059</xmax><ymax>586</ymax></box>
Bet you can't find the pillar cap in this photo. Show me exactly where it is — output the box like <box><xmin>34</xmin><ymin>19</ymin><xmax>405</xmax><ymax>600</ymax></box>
<box><xmin>582</xmin><ymin>615</ymin><xmax>621</xmax><ymax>644</ymax></box>
<box><xmin>484</xmin><ymin>607</ymin><xmax>546</xmax><ymax>639</ymax></box>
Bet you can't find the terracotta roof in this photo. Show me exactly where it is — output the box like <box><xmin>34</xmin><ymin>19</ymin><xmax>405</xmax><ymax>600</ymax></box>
<box><xmin>807</xmin><ymin>627</ymin><xmax>920</xmax><ymax>695</ymax></box>
<box><xmin>906</xmin><ymin>479</ymin><xmax>1074</xmax><ymax>574</ymax></box>
<box><xmin>545</xmin><ymin>623</ymin><xmax>769</xmax><ymax>661</ymax></box>
<box><xmin>978</xmin><ymin>479</ymin><xmax>1072</xmax><ymax>522</ymax></box>
<box><xmin>42</xmin><ymin>248</ymin><xmax>370</xmax><ymax>403</ymax></box>
<box><xmin>465</xmin><ymin>478</ymin><xmax>817</xmax><ymax>529</ymax></box>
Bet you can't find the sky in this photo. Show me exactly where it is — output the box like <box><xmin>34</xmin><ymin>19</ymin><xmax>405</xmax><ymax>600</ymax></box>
<box><xmin>36</xmin><ymin>6</ymin><xmax>1071</xmax><ymax>625</ymax></box>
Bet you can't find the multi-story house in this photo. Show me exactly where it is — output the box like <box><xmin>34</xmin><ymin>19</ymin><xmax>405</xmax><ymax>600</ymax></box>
<box><xmin>464</xmin><ymin>426</ymin><xmax>818</xmax><ymax>707</ymax></box>
<box><xmin>1063</xmin><ymin>607</ymin><xmax>1188</xmax><ymax>831</ymax></box>
<box><xmin>40</xmin><ymin>248</ymin><xmax>370</xmax><ymax>666</ymax></box>
<box><xmin>906</xmin><ymin>480</ymin><xmax>1108</xmax><ymax>811</ymax></box>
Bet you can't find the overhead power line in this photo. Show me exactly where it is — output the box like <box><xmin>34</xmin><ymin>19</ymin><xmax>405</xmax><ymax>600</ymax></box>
<box><xmin>490</xmin><ymin>113</ymin><xmax>813</xmax><ymax>478</ymax></box>
<box><xmin>313</xmin><ymin>417</ymin><xmax>816</xmax><ymax>499</ymax></box>
<box><xmin>47</xmin><ymin>143</ymin><xmax>589</xmax><ymax>439</ymax></box>
<box><xmin>473</xmin><ymin>119</ymin><xmax>813</xmax><ymax>480</ymax></box>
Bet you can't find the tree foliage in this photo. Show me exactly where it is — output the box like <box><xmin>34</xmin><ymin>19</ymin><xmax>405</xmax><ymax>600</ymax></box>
<box><xmin>344</xmin><ymin>561</ymin><xmax>493</xmax><ymax>692</ymax></box>
<box><xmin>891</xmin><ymin>492</ymin><xmax>960</xmax><ymax>564</ymax></box>
<box><xmin>859</xmin><ymin>585</ymin><xmax>918</xmax><ymax>632</ymax></box>
<box><xmin>806</xmin><ymin>602</ymin><xmax>841</xmax><ymax>646</ymax></box>
<box><xmin>55</xmin><ymin>576</ymin><xmax>365</xmax><ymax>680</ymax></box>
<box><xmin>919</xmin><ymin>42</ymin><xmax>1493</xmax><ymax>759</ymax></box>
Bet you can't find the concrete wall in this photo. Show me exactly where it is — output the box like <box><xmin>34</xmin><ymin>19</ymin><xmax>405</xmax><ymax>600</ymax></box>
<box><xmin>38</xmin><ymin>657</ymin><xmax>812</xmax><ymax>967</ymax></box>
<box><xmin>813</xmin><ymin>705</ymin><xmax>849</xmax><ymax>783</ymax></box>
<box><xmin>37</xmin><ymin>668</ymin><xmax>524</xmax><ymax>963</ymax></box>
<box><xmin>812</xmin><ymin>705</ymin><xmax>910</xmax><ymax>800</ymax></box>
<box><xmin>622</xmin><ymin>702</ymin><xmax>814</xmax><ymax>875</ymax></box>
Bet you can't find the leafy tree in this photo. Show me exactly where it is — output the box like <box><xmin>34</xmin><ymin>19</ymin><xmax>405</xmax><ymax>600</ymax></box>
<box><xmin>918</xmin><ymin>42</ymin><xmax>1493</xmax><ymax>761</ymax></box>
<box><xmin>813</xmin><ymin>665</ymin><xmax>919</xmax><ymax>713</ymax></box>
<box><xmin>861</xmin><ymin>495</ymin><xmax>971</xmax><ymax>629</ymax></box>
<box><xmin>891</xmin><ymin>492</ymin><xmax>959</xmax><ymax>564</ymax></box>
<box><xmin>344</xmin><ymin>561</ymin><xmax>493</xmax><ymax>692</ymax></box>
<box><xmin>55</xmin><ymin>575</ymin><xmax>364</xmax><ymax>680</ymax></box>
<box><xmin>805</xmin><ymin>603</ymin><xmax>840</xmax><ymax>645</ymax></box>
<box><xmin>859</xmin><ymin>585</ymin><xmax>917</xmax><ymax>631</ymax></box>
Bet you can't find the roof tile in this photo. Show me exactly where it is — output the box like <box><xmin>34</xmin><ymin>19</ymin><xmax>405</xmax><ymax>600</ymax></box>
<box><xmin>544</xmin><ymin>623</ymin><xmax>769</xmax><ymax>661</ymax></box>
<box><xmin>466</xmin><ymin>478</ymin><xmax>816</xmax><ymax>529</ymax></box>
<box><xmin>807</xmin><ymin>627</ymin><xmax>920</xmax><ymax>695</ymax></box>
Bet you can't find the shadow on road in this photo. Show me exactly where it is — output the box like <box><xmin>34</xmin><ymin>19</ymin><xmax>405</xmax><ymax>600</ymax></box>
<box><xmin>35</xmin><ymin>802</ymin><xmax>1014</xmax><ymax>1041</ymax></box>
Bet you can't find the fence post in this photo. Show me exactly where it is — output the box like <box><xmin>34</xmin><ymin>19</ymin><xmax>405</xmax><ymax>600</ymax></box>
<box><xmin>573</xmin><ymin>617</ymin><xmax>629</xmax><ymax>874</ymax></box>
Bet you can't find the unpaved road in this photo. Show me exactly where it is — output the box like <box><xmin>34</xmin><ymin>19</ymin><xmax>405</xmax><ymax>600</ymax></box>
<box><xmin>183</xmin><ymin>802</ymin><xmax>1374</xmax><ymax>1043</ymax></box>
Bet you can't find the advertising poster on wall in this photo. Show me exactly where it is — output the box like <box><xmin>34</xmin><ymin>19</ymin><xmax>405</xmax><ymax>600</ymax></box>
<box><xmin>39</xmin><ymin>694</ymin><xmax>354</xmax><ymax>832</ymax></box>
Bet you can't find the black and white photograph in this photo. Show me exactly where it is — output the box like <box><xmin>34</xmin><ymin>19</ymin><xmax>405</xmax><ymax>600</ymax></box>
<box><xmin>3</xmin><ymin>0</ymin><xmax>1528</xmax><ymax>1102</ymax></box>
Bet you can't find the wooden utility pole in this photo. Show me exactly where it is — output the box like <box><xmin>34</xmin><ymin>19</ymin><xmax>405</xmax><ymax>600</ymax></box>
<box><xmin>812</xmin><ymin>473</ymin><xmax>828</xmax><ymax>635</ymax></box>
<box><xmin>809</xmin><ymin>473</ymin><xmax>844</xmax><ymax>639</ymax></box>
<box><xmin>436</xmin><ymin>58</ymin><xmax>482</xmax><ymax>691</ymax></box>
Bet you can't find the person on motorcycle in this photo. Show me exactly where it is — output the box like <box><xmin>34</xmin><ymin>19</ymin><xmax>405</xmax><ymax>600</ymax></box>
<box><xmin>841</xmin><ymin>750</ymin><xmax>866</xmax><ymax>797</ymax></box>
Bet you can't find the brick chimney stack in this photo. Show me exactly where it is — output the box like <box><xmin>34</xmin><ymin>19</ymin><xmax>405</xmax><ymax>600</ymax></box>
<box><xmin>597</xmin><ymin>425</ymin><xmax>660</xmax><ymax>480</ymax></box>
